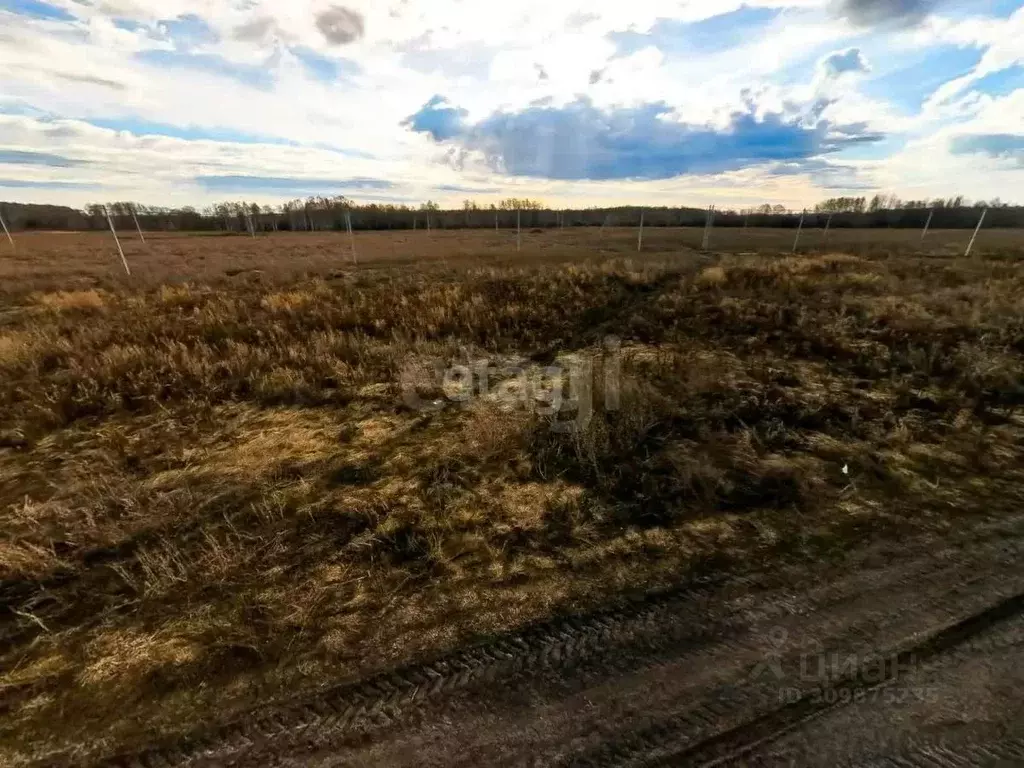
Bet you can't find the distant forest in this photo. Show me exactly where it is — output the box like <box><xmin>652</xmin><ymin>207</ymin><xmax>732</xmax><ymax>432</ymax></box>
<box><xmin>0</xmin><ymin>193</ymin><xmax>1020</xmax><ymax>233</ymax></box>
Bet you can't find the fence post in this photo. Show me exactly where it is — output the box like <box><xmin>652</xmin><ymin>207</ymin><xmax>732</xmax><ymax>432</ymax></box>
<box><xmin>701</xmin><ymin>205</ymin><xmax>715</xmax><ymax>250</ymax></box>
<box><xmin>965</xmin><ymin>208</ymin><xmax>987</xmax><ymax>257</ymax></box>
<box><xmin>637</xmin><ymin>210</ymin><xmax>644</xmax><ymax>252</ymax></box>
<box><xmin>130</xmin><ymin>205</ymin><xmax>146</xmax><ymax>244</ymax></box>
<box><xmin>517</xmin><ymin>209</ymin><xmax>521</xmax><ymax>251</ymax></box>
<box><xmin>823</xmin><ymin>213</ymin><xmax>832</xmax><ymax>246</ymax></box>
<box><xmin>0</xmin><ymin>208</ymin><xmax>13</xmax><ymax>251</ymax></box>
<box><xmin>104</xmin><ymin>205</ymin><xmax>131</xmax><ymax>276</ymax></box>
<box><xmin>346</xmin><ymin>210</ymin><xmax>357</xmax><ymax>264</ymax></box>
<box><xmin>921</xmin><ymin>209</ymin><xmax>934</xmax><ymax>242</ymax></box>
<box><xmin>792</xmin><ymin>210</ymin><xmax>805</xmax><ymax>253</ymax></box>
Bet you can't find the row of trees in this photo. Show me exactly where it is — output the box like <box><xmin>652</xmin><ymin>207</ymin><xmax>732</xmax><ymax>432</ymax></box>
<box><xmin>809</xmin><ymin>194</ymin><xmax>1011</xmax><ymax>214</ymax></box>
<box><xmin>3</xmin><ymin>193</ymin><xmax>1022</xmax><ymax>233</ymax></box>
<box><xmin>78</xmin><ymin>197</ymin><xmax>572</xmax><ymax>233</ymax></box>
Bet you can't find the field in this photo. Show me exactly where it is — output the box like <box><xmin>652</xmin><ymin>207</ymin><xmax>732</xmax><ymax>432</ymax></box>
<box><xmin>2</xmin><ymin>227</ymin><xmax>1024</xmax><ymax>766</ymax></box>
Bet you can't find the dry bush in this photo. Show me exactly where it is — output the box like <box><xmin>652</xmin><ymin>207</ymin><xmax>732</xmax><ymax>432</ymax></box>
<box><xmin>261</xmin><ymin>290</ymin><xmax>317</xmax><ymax>311</ymax></box>
<box><xmin>157</xmin><ymin>283</ymin><xmax>202</xmax><ymax>308</ymax></box>
<box><xmin>32</xmin><ymin>289</ymin><xmax>106</xmax><ymax>312</ymax></box>
<box><xmin>791</xmin><ymin>252</ymin><xmax>863</xmax><ymax>272</ymax></box>
<box><xmin>695</xmin><ymin>265</ymin><xmax>727</xmax><ymax>287</ymax></box>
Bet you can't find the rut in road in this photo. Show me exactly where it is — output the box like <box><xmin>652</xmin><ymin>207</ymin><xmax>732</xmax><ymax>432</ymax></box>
<box><xmin>97</xmin><ymin>574</ymin><xmax>743</xmax><ymax>768</ymax></box>
<box><xmin>565</xmin><ymin>590</ymin><xmax>1024</xmax><ymax>767</ymax></box>
<box><xmin>849</xmin><ymin>737</ymin><xmax>1024</xmax><ymax>767</ymax></box>
<box><xmin>92</xmin><ymin>524</ymin><xmax>1024</xmax><ymax>768</ymax></box>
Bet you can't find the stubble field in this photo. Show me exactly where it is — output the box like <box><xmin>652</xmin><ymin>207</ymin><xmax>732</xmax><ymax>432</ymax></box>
<box><xmin>2</xmin><ymin>226</ymin><xmax>1023</xmax><ymax>766</ymax></box>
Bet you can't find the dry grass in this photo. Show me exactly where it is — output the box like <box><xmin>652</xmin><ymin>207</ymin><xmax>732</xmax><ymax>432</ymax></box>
<box><xmin>32</xmin><ymin>290</ymin><xmax>106</xmax><ymax>312</ymax></box>
<box><xmin>695</xmin><ymin>265</ymin><xmax>727</xmax><ymax>286</ymax></box>
<box><xmin>1</xmin><ymin>229</ymin><xmax>1023</xmax><ymax>766</ymax></box>
<box><xmin>0</xmin><ymin>331</ymin><xmax>38</xmax><ymax>368</ymax></box>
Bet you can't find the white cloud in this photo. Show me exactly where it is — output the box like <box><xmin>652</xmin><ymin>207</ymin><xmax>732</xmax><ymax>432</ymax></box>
<box><xmin>0</xmin><ymin>0</ymin><xmax>1021</xmax><ymax>207</ymax></box>
<box><xmin>924</xmin><ymin>6</ymin><xmax>1024</xmax><ymax>108</ymax></box>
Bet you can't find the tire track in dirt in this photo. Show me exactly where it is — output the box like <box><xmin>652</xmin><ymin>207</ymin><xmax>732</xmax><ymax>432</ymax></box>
<box><xmin>95</xmin><ymin>576</ymin><xmax>739</xmax><ymax>768</ymax></box>
<box><xmin>81</xmin><ymin>519</ymin><xmax>1024</xmax><ymax>768</ymax></box>
<box><xmin>567</xmin><ymin>592</ymin><xmax>1024</xmax><ymax>767</ymax></box>
<box><xmin>748</xmin><ymin>597</ymin><xmax>1024</xmax><ymax>766</ymax></box>
<box><xmin>332</xmin><ymin>539</ymin><xmax>1024</xmax><ymax>768</ymax></box>
<box><xmin>850</xmin><ymin>737</ymin><xmax>1024</xmax><ymax>767</ymax></box>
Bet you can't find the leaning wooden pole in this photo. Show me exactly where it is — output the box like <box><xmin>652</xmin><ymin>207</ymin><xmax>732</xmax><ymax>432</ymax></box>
<box><xmin>346</xmin><ymin>210</ymin><xmax>357</xmax><ymax>264</ymax></box>
<box><xmin>965</xmin><ymin>208</ymin><xmax>987</xmax><ymax>257</ymax></box>
<box><xmin>0</xmin><ymin>208</ymin><xmax>14</xmax><ymax>251</ymax></box>
<box><xmin>792</xmin><ymin>210</ymin><xmax>805</xmax><ymax>253</ymax></box>
<box><xmin>130</xmin><ymin>205</ymin><xmax>146</xmax><ymax>244</ymax></box>
<box><xmin>701</xmin><ymin>205</ymin><xmax>715</xmax><ymax>250</ymax></box>
<box><xmin>103</xmin><ymin>205</ymin><xmax>131</xmax><ymax>276</ymax></box>
<box><xmin>921</xmin><ymin>209</ymin><xmax>934</xmax><ymax>242</ymax></box>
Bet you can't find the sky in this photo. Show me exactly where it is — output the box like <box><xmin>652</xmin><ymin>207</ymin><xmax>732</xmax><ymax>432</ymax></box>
<box><xmin>1</xmin><ymin>0</ymin><xmax>1022</xmax><ymax>210</ymax></box>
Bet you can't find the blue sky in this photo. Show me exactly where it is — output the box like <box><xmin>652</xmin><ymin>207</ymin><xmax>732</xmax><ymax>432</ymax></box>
<box><xmin>0</xmin><ymin>0</ymin><xmax>1022</xmax><ymax>209</ymax></box>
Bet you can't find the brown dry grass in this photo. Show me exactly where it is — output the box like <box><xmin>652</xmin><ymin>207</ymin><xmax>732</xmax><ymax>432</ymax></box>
<box><xmin>31</xmin><ymin>290</ymin><xmax>106</xmax><ymax>312</ymax></box>
<box><xmin>1</xmin><ymin>229</ymin><xmax>1023</xmax><ymax>766</ymax></box>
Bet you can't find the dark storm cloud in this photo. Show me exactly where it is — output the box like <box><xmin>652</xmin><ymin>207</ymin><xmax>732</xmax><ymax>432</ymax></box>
<box><xmin>315</xmin><ymin>6</ymin><xmax>365</xmax><ymax>46</ymax></box>
<box><xmin>832</xmin><ymin>0</ymin><xmax>938</xmax><ymax>27</ymax></box>
<box><xmin>404</xmin><ymin>96</ymin><xmax>885</xmax><ymax>181</ymax></box>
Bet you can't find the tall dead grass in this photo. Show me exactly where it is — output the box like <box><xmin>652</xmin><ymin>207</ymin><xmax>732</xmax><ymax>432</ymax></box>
<box><xmin>1</xmin><ymin>242</ymin><xmax>1023</xmax><ymax>767</ymax></box>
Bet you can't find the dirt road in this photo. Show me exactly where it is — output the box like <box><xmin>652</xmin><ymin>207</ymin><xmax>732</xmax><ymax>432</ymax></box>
<box><xmin>99</xmin><ymin>514</ymin><xmax>1024</xmax><ymax>768</ymax></box>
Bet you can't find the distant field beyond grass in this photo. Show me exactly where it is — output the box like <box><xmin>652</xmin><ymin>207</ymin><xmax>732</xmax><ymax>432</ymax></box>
<box><xmin>2</xmin><ymin>230</ymin><xmax>1023</xmax><ymax>766</ymax></box>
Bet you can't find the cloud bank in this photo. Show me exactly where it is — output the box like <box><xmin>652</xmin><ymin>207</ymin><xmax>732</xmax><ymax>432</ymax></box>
<box><xmin>950</xmin><ymin>134</ymin><xmax>1024</xmax><ymax>164</ymax></box>
<box><xmin>405</xmin><ymin>96</ymin><xmax>883</xmax><ymax>180</ymax></box>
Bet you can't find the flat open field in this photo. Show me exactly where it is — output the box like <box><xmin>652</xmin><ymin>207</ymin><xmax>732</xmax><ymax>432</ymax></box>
<box><xmin>1</xmin><ymin>227</ymin><xmax>1021</xmax><ymax>293</ymax></box>
<box><xmin>2</xmin><ymin>228</ymin><xmax>1024</xmax><ymax>765</ymax></box>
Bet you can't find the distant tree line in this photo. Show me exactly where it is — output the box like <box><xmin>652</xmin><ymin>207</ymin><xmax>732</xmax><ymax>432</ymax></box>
<box><xmin>1</xmin><ymin>192</ymin><xmax>1021</xmax><ymax>233</ymax></box>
